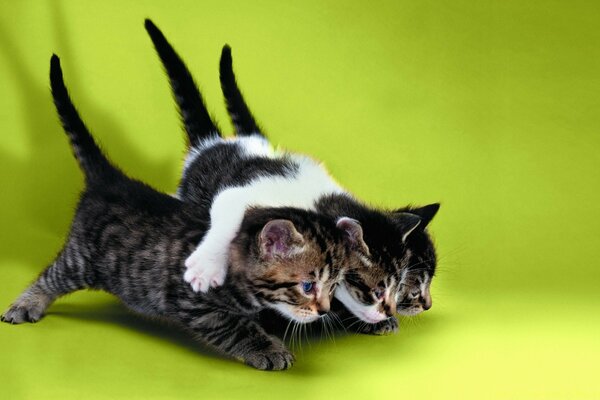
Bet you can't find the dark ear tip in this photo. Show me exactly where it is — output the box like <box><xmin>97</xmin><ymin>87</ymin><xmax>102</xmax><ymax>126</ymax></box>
<box><xmin>429</xmin><ymin>203</ymin><xmax>441</xmax><ymax>212</ymax></box>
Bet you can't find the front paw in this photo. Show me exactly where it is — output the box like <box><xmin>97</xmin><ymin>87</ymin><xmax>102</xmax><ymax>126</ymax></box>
<box><xmin>358</xmin><ymin>317</ymin><xmax>399</xmax><ymax>335</ymax></box>
<box><xmin>183</xmin><ymin>248</ymin><xmax>228</xmax><ymax>293</ymax></box>
<box><xmin>243</xmin><ymin>347</ymin><xmax>295</xmax><ymax>371</ymax></box>
<box><xmin>2</xmin><ymin>303</ymin><xmax>45</xmax><ymax>324</ymax></box>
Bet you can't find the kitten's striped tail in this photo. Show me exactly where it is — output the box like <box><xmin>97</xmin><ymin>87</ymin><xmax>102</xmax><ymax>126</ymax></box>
<box><xmin>144</xmin><ymin>19</ymin><xmax>222</xmax><ymax>147</ymax></box>
<box><xmin>50</xmin><ymin>55</ymin><xmax>122</xmax><ymax>184</ymax></box>
<box><xmin>219</xmin><ymin>45</ymin><xmax>264</xmax><ymax>137</ymax></box>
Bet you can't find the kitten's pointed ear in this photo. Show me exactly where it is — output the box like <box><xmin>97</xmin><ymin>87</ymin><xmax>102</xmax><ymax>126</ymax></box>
<box><xmin>259</xmin><ymin>220</ymin><xmax>305</xmax><ymax>260</ymax></box>
<box><xmin>393</xmin><ymin>203</ymin><xmax>439</xmax><ymax>242</ymax></box>
<box><xmin>394</xmin><ymin>214</ymin><xmax>422</xmax><ymax>242</ymax></box>
<box><xmin>409</xmin><ymin>203</ymin><xmax>440</xmax><ymax>227</ymax></box>
<box><xmin>336</xmin><ymin>217</ymin><xmax>370</xmax><ymax>255</ymax></box>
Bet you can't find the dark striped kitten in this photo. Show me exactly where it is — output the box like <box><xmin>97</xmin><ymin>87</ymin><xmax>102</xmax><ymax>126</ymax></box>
<box><xmin>144</xmin><ymin>20</ymin><xmax>440</xmax><ymax>335</ymax></box>
<box><xmin>1</xmin><ymin>56</ymin><xmax>358</xmax><ymax>370</ymax></box>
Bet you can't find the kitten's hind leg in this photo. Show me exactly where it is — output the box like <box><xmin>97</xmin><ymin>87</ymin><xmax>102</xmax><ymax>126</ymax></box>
<box><xmin>2</xmin><ymin>250</ymin><xmax>89</xmax><ymax>324</ymax></box>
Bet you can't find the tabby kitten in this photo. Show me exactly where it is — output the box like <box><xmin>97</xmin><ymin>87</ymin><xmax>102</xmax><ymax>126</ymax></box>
<box><xmin>145</xmin><ymin>20</ymin><xmax>440</xmax><ymax>334</ymax></box>
<box><xmin>1</xmin><ymin>55</ymin><xmax>360</xmax><ymax>370</ymax></box>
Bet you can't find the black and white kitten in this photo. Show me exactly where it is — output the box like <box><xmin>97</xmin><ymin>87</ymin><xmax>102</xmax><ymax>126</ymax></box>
<box><xmin>1</xmin><ymin>55</ymin><xmax>362</xmax><ymax>369</ymax></box>
<box><xmin>145</xmin><ymin>20</ymin><xmax>440</xmax><ymax>333</ymax></box>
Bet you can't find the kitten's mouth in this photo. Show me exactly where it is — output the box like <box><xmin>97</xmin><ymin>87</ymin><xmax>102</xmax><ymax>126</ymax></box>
<box><xmin>397</xmin><ymin>306</ymin><xmax>423</xmax><ymax>316</ymax></box>
<box><xmin>293</xmin><ymin>314</ymin><xmax>319</xmax><ymax>323</ymax></box>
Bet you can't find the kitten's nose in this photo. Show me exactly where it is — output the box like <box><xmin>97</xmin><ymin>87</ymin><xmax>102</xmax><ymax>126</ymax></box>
<box><xmin>420</xmin><ymin>296</ymin><xmax>432</xmax><ymax>310</ymax></box>
<box><xmin>316</xmin><ymin>302</ymin><xmax>330</xmax><ymax>315</ymax></box>
<box><xmin>383</xmin><ymin>300</ymin><xmax>397</xmax><ymax>317</ymax></box>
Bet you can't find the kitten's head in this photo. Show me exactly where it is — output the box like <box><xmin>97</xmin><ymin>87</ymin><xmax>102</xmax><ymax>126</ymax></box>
<box><xmin>334</xmin><ymin>203</ymin><xmax>440</xmax><ymax>323</ymax></box>
<box><xmin>230</xmin><ymin>208</ymin><xmax>363</xmax><ymax>323</ymax></box>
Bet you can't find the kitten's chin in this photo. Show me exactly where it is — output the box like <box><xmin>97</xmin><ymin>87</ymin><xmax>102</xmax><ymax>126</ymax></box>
<box><xmin>357</xmin><ymin>312</ymin><xmax>387</xmax><ymax>324</ymax></box>
<box><xmin>397</xmin><ymin>307</ymin><xmax>424</xmax><ymax>316</ymax></box>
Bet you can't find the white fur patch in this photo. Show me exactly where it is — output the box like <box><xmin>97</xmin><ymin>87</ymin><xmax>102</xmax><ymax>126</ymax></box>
<box><xmin>334</xmin><ymin>283</ymin><xmax>387</xmax><ymax>323</ymax></box>
<box><xmin>232</xmin><ymin>134</ymin><xmax>274</xmax><ymax>158</ymax></box>
<box><xmin>183</xmin><ymin>134</ymin><xmax>274</xmax><ymax>174</ymax></box>
<box><xmin>184</xmin><ymin>146</ymin><xmax>346</xmax><ymax>292</ymax></box>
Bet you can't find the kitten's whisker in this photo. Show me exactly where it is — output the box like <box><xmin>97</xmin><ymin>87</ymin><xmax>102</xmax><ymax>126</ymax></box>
<box><xmin>283</xmin><ymin>319</ymin><xmax>293</xmax><ymax>344</ymax></box>
<box><xmin>346</xmin><ymin>317</ymin><xmax>364</xmax><ymax>331</ymax></box>
<box><xmin>330</xmin><ymin>312</ymin><xmax>347</xmax><ymax>333</ymax></box>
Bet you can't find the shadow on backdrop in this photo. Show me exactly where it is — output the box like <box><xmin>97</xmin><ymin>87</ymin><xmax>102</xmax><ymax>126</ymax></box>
<box><xmin>46</xmin><ymin>298</ymin><xmax>446</xmax><ymax>374</ymax></box>
<box><xmin>0</xmin><ymin>1</ymin><xmax>178</xmax><ymax>270</ymax></box>
<box><xmin>48</xmin><ymin>300</ymin><xmax>221</xmax><ymax>360</ymax></box>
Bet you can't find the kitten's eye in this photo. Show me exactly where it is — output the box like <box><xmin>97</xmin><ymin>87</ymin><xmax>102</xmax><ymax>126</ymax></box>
<box><xmin>373</xmin><ymin>288</ymin><xmax>385</xmax><ymax>300</ymax></box>
<box><xmin>410</xmin><ymin>289</ymin><xmax>421</xmax><ymax>297</ymax></box>
<box><xmin>301</xmin><ymin>281</ymin><xmax>314</xmax><ymax>294</ymax></box>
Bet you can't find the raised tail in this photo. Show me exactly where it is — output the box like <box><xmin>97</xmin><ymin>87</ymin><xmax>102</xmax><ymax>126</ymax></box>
<box><xmin>219</xmin><ymin>45</ymin><xmax>264</xmax><ymax>137</ymax></box>
<box><xmin>144</xmin><ymin>19</ymin><xmax>221</xmax><ymax>147</ymax></box>
<box><xmin>50</xmin><ymin>55</ymin><xmax>122</xmax><ymax>184</ymax></box>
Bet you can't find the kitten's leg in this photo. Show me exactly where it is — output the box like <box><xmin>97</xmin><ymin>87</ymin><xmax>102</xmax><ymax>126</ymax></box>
<box><xmin>2</xmin><ymin>249</ymin><xmax>88</xmax><ymax>324</ymax></box>
<box><xmin>178</xmin><ymin>309</ymin><xmax>294</xmax><ymax>370</ymax></box>
<box><xmin>184</xmin><ymin>187</ymin><xmax>250</xmax><ymax>292</ymax></box>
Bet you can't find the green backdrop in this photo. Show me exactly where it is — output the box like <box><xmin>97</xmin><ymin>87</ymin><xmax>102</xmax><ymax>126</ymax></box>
<box><xmin>1</xmin><ymin>1</ymin><xmax>598</xmax><ymax>399</ymax></box>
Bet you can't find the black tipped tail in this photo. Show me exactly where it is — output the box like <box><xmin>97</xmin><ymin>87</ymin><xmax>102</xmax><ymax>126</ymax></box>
<box><xmin>50</xmin><ymin>55</ymin><xmax>121</xmax><ymax>183</ymax></box>
<box><xmin>219</xmin><ymin>45</ymin><xmax>264</xmax><ymax>137</ymax></box>
<box><xmin>144</xmin><ymin>19</ymin><xmax>221</xmax><ymax>147</ymax></box>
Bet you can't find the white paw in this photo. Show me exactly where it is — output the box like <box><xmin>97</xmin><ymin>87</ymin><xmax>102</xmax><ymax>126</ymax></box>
<box><xmin>184</xmin><ymin>248</ymin><xmax>228</xmax><ymax>293</ymax></box>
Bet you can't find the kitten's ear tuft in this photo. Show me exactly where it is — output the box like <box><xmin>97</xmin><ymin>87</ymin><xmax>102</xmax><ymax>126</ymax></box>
<box><xmin>410</xmin><ymin>203</ymin><xmax>440</xmax><ymax>227</ymax></box>
<box><xmin>336</xmin><ymin>217</ymin><xmax>370</xmax><ymax>255</ymax></box>
<box><xmin>259</xmin><ymin>219</ymin><xmax>305</xmax><ymax>260</ymax></box>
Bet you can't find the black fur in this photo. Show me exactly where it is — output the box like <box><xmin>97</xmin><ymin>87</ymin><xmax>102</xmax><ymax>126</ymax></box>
<box><xmin>144</xmin><ymin>19</ymin><xmax>221</xmax><ymax>147</ymax></box>
<box><xmin>219</xmin><ymin>45</ymin><xmax>263</xmax><ymax>136</ymax></box>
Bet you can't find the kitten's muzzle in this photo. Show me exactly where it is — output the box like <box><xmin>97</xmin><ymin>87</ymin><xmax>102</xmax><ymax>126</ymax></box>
<box><xmin>383</xmin><ymin>300</ymin><xmax>397</xmax><ymax>317</ymax></box>
<box><xmin>420</xmin><ymin>296</ymin><xmax>432</xmax><ymax>310</ymax></box>
<box><xmin>314</xmin><ymin>303</ymin><xmax>329</xmax><ymax>316</ymax></box>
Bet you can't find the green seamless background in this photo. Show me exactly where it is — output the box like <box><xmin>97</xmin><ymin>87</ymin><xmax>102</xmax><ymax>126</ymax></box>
<box><xmin>1</xmin><ymin>1</ymin><xmax>598</xmax><ymax>399</ymax></box>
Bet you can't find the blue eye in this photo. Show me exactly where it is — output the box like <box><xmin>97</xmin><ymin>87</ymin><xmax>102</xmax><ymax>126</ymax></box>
<box><xmin>373</xmin><ymin>288</ymin><xmax>385</xmax><ymax>299</ymax></box>
<box><xmin>301</xmin><ymin>281</ymin><xmax>314</xmax><ymax>293</ymax></box>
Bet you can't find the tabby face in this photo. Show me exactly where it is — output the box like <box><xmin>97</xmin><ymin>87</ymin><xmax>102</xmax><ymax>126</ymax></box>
<box><xmin>394</xmin><ymin>206</ymin><xmax>438</xmax><ymax>315</ymax></box>
<box><xmin>236</xmin><ymin>218</ymin><xmax>348</xmax><ymax>323</ymax></box>
<box><xmin>396</xmin><ymin>269</ymin><xmax>433</xmax><ymax>316</ymax></box>
<box><xmin>334</xmin><ymin>204</ymin><xmax>439</xmax><ymax>323</ymax></box>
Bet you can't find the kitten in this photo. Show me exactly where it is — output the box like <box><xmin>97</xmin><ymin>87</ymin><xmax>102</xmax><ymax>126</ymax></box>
<box><xmin>1</xmin><ymin>55</ymin><xmax>361</xmax><ymax>370</ymax></box>
<box><xmin>145</xmin><ymin>20</ymin><xmax>440</xmax><ymax>334</ymax></box>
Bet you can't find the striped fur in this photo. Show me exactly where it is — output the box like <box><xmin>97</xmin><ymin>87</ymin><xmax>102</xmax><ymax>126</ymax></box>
<box><xmin>1</xmin><ymin>55</ymin><xmax>354</xmax><ymax>370</ymax></box>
